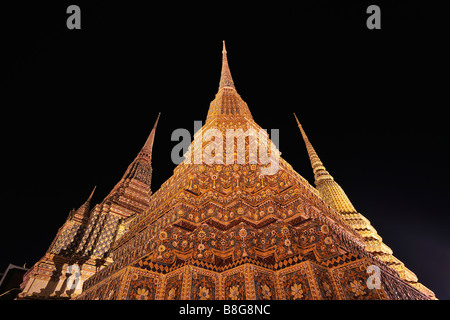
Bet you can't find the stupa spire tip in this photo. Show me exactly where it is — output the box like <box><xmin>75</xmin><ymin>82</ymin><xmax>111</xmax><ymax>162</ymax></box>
<box><xmin>219</xmin><ymin>41</ymin><xmax>235</xmax><ymax>90</ymax></box>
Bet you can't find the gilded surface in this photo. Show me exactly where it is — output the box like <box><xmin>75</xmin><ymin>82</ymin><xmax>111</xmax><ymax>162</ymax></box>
<box><xmin>20</xmin><ymin>42</ymin><xmax>434</xmax><ymax>300</ymax></box>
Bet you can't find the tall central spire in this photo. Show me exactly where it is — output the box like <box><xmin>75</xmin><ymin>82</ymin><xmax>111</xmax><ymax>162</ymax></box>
<box><xmin>219</xmin><ymin>40</ymin><xmax>235</xmax><ymax>90</ymax></box>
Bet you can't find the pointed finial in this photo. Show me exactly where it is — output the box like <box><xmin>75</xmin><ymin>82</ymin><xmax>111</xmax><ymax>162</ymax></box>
<box><xmin>293</xmin><ymin>113</ymin><xmax>311</xmax><ymax>144</ymax></box>
<box><xmin>88</xmin><ymin>186</ymin><xmax>97</xmax><ymax>201</ymax></box>
<box><xmin>219</xmin><ymin>41</ymin><xmax>235</xmax><ymax>90</ymax></box>
<box><xmin>140</xmin><ymin>113</ymin><xmax>161</xmax><ymax>158</ymax></box>
<box><xmin>293</xmin><ymin>113</ymin><xmax>301</xmax><ymax>127</ymax></box>
<box><xmin>72</xmin><ymin>186</ymin><xmax>96</xmax><ymax>221</ymax></box>
<box><xmin>153</xmin><ymin>112</ymin><xmax>161</xmax><ymax>130</ymax></box>
<box><xmin>293</xmin><ymin>113</ymin><xmax>334</xmax><ymax>184</ymax></box>
<box><xmin>83</xmin><ymin>186</ymin><xmax>96</xmax><ymax>206</ymax></box>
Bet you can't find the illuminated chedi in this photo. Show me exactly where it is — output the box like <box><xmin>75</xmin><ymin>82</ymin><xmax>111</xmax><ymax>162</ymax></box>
<box><xmin>293</xmin><ymin>114</ymin><xmax>435</xmax><ymax>298</ymax></box>
<box><xmin>21</xmin><ymin>42</ymin><xmax>435</xmax><ymax>300</ymax></box>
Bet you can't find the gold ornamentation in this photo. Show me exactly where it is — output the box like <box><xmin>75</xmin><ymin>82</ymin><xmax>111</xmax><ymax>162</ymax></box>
<box><xmin>229</xmin><ymin>285</ymin><xmax>240</xmax><ymax>300</ymax></box>
<box><xmin>136</xmin><ymin>288</ymin><xmax>149</xmax><ymax>300</ymax></box>
<box><xmin>199</xmin><ymin>286</ymin><xmax>210</xmax><ymax>300</ymax></box>
<box><xmin>51</xmin><ymin>42</ymin><xmax>434</xmax><ymax>302</ymax></box>
<box><xmin>168</xmin><ymin>287</ymin><xmax>176</xmax><ymax>300</ymax></box>
<box><xmin>261</xmin><ymin>284</ymin><xmax>271</xmax><ymax>300</ymax></box>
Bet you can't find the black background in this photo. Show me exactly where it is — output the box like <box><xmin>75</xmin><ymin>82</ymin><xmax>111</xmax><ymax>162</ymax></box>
<box><xmin>2</xmin><ymin>1</ymin><xmax>449</xmax><ymax>300</ymax></box>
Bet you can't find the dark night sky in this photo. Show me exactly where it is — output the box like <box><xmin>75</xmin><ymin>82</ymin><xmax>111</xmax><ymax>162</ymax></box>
<box><xmin>2</xmin><ymin>1</ymin><xmax>449</xmax><ymax>299</ymax></box>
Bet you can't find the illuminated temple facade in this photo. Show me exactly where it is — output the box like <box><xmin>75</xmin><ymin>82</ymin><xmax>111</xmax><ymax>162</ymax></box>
<box><xmin>19</xmin><ymin>42</ymin><xmax>435</xmax><ymax>300</ymax></box>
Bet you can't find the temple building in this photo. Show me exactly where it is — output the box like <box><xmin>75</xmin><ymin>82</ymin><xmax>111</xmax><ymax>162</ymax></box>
<box><xmin>19</xmin><ymin>42</ymin><xmax>435</xmax><ymax>300</ymax></box>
